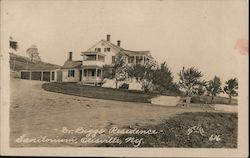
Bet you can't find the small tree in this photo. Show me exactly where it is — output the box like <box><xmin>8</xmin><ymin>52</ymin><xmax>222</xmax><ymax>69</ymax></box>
<box><xmin>107</xmin><ymin>52</ymin><xmax>127</xmax><ymax>89</ymax></box>
<box><xmin>9</xmin><ymin>36</ymin><xmax>18</xmax><ymax>70</ymax></box>
<box><xmin>178</xmin><ymin>67</ymin><xmax>203</xmax><ymax>97</ymax></box>
<box><xmin>224</xmin><ymin>78</ymin><xmax>238</xmax><ymax>104</ymax></box>
<box><xmin>127</xmin><ymin>60</ymin><xmax>156</xmax><ymax>93</ymax></box>
<box><xmin>9</xmin><ymin>36</ymin><xmax>18</xmax><ymax>51</ymax></box>
<box><xmin>26</xmin><ymin>45</ymin><xmax>41</xmax><ymax>62</ymax></box>
<box><xmin>206</xmin><ymin>76</ymin><xmax>223</xmax><ymax>103</ymax></box>
<box><xmin>194</xmin><ymin>80</ymin><xmax>207</xmax><ymax>96</ymax></box>
<box><xmin>152</xmin><ymin>62</ymin><xmax>175</xmax><ymax>94</ymax></box>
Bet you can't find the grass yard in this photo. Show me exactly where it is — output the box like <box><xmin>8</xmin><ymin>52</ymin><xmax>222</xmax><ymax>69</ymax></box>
<box><xmin>191</xmin><ymin>95</ymin><xmax>238</xmax><ymax>105</ymax></box>
<box><xmin>11</xmin><ymin>79</ymin><xmax>217</xmax><ymax>147</ymax></box>
<box><xmin>99</xmin><ymin>112</ymin><xmax>237</xmax><ymax>148</ymax></box>
<box><xmin>43</xmin><ymin>82</ymin><xmax>237</xmax><ymax>105</ymax></box>
<box><xmin>42</xmin><ymin>82</ymin><xmax>155</xmax><ymax>103</ymax></box>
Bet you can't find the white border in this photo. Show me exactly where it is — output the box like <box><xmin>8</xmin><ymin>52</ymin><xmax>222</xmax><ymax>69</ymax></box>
<box><xmin>0</xmin><ymin>0</ymin><xmax>248</xmax><ymax>157</ymax></box>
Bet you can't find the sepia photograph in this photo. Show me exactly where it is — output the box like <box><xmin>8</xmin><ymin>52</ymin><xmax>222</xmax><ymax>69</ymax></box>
<box><xmin>0</xmin><ymin>0</ymin><xmax>248</xmax><ymax>157</ymax></box>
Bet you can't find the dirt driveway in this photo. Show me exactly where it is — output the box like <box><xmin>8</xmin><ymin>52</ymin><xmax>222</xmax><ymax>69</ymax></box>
<box><xmin>10</xmin><ymin>78</ymin><xmax>213</xmax><ymax>147</ymax></box>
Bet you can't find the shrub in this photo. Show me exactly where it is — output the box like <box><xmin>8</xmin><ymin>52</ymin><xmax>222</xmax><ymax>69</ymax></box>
<box><xmin>119</xmin><ymin>83</ymin><xmax>129</xmax><ymax>89</ymax></box>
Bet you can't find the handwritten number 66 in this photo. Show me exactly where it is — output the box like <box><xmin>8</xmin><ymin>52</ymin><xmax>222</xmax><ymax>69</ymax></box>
<box><xmin>209</xmin><ymin>134</ymin><xmax>221</xmax><ymax>142</ymax></box>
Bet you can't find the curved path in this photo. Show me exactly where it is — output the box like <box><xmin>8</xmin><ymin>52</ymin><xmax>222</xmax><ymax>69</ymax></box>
<box><xmin>10</xmin><ymin>78</ymin><xmax>213</xmax><ymax>147</ymax></box>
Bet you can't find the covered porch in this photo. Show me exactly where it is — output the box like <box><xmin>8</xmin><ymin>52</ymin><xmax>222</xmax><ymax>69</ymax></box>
<box><xmin>81</xmin><ymin>68</ymin><xmax>103</xmax><ymax>84</ymax></box>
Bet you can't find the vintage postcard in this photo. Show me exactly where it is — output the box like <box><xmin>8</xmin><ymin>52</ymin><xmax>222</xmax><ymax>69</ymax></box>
<box><xmin>0</xmin><ymin>0</ymin><xmax>248</xmax><ymax>157</ymax></box>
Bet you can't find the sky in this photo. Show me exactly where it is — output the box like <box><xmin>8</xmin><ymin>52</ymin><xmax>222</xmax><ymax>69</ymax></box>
<box><xmin>1</xmin><ymin>0</ymin><xmax>248</xmax><ymax>82</ymax></box>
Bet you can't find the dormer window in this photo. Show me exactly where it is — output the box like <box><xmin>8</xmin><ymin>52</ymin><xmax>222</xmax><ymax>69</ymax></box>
<box><xmin>104</xmin><ymin>48</ymin><xmax>111</xmax><ymax>52</ymax></box>
<box><xmin>95</xmin><ymin>48</ymin><xmax>101</xmax><ymax>52</ymax></box>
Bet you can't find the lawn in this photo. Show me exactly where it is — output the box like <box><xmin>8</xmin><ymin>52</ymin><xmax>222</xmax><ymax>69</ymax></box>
<box><xmin>42</xmin><ymin>82</ymin><xmax>155</xmax><ymax>103</ymax></box>
<box><xmin>42</xmin><ymin>82</ymin><xmax>237</xmax><ymax>105</ymax></box>
<box><xmin>11</xmin><ymin>79</ymin><xmax>215</xmax><ymax>147</ymax></box>
<box><xmin>98</xmin><ymin>112</ymin><xmax>238</xmax><ymax>148</ymax></box>
<box><xmin>191</xmin><ymin>95</ymin><xmax>238</xmax><ymax>105</ymax></box>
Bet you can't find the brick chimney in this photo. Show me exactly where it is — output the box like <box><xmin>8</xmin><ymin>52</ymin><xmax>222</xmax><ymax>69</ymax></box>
<box><xmin>107</xmin><ymin>34</ymin><xmax>111</xmax><ymax>42</ymax></box>
<box><xmin>68</xmin><ymin>52</ymin><xmax>72</xmax><ymax>61</ymax></box>
<box><xmin>117</xmin><ymin>40</ymin><xmax>121</xmax><ymax>47</ymax></box>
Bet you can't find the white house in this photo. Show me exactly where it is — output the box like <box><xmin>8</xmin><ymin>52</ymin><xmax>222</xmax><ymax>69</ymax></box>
<box><xmin>61</xmin><ymin>35</ymin><xmax>154</xmax><ymax>89</ymax></box>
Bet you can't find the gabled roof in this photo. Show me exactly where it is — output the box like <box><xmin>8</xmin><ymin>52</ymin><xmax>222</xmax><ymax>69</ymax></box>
<box><xmin>83</xmin><ymin>39</ymin><xmax>153</xmax><ymax>58</ymax></box>
<box><xmin>61</xmin><ymin>60</ymin><xmax>82</xmax><ymax>69</ymax></box>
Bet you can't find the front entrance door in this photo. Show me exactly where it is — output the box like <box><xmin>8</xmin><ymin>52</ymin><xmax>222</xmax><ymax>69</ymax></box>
<box><xmin>57</xmin><ymin>71</ymin><xmax>62</xmax><ymax>82</ymax></box>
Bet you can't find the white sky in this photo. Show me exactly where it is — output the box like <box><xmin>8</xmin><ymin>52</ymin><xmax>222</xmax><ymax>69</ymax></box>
<box><xmin>1</xmin><ymin>0</ymin><xmax>248</xmax><ymax>82</ymax></box>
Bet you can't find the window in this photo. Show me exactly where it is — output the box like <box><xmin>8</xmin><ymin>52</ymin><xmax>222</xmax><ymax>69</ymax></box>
<box><xmin>85</xmin><ymin>55</ymin><xmax>96</xmax><ymax>61</ymax></box>
<box><xmin>51</xmin><ymin>72</ymin><xmax>55</xmax><ymax>80</ymax></box>
<box><xmin>68</xmin><ymin>70</ymin><xmax>75</xmax><ymax>77</ymax></box>
<box><xmin>104</xmin><ymin>48</ymin><xmax>111</xmax><ymax>52</ymax></box>
<box><xmin>84</xmin><ymin>69</ymin><xmax>87</xmax><ymax>77</ymax></box>
<box><xmin>91</xmin><ymin>69</ymin><xmax>95</xmax><ymax>76</ymax></box>
<box><xmin>112</xmin><ymin>56</ymin><xmax>116</xmax><ymax>63</ymax></box>
<box><xmin>95</xmin><ymin>48</ymin><xmax>101</xmax><ymax>52</ymax></box>
<box><xmin>128</xmin><ymin>56</ymin><xmax>135</xmax><ymax>63</ymax></box>
<box><xmin>136</xmin><ymin>56</ymin><xmax>143</xmax><ymax>64</ymax></box>
<box><xmin>98</xmin><ymin>55</ymin><xmax>105</xmax><ymax>62</ymax></box>
<box><xmin>97</xmin><ymin>69</ymin><xmax>100</xmax><ymax>77</ymax></box>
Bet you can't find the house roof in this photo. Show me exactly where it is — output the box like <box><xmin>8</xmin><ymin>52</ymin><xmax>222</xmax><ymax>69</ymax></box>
<box><xmin>121</xmin><ymin>50</ymin><xmax>153</xmax><ymax>59</ymax></box>
<box><xmin>61</xmin><ymin>60</ymin><xmax>82</xmax><ymax>69</ymax></box>
<box><xmin>83</xmin><ymin>40</ymin><xmax>153</xmax><ymax>58</ymax></box>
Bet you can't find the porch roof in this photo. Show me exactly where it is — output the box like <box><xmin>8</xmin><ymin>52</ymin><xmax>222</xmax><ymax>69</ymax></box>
<box><xmin>61</xmin><ymin>60</ymin><xmax>82</xmax><ymax>69</ymax></box>
<box><xmin>81</xmin><ymin>51</ymin><xmax>106</xmax><ymax>56</ymax></box>
<box><xmin>81</xmin><ymin>65</ymin><xmax>104</xmax><ymax>69</ymax></box>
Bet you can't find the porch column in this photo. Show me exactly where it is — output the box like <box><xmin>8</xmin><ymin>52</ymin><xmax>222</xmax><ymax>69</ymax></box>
<box><xmin>41</xmin><ymin>71</ymin><xmax>43</xmax><ymax>81</ymax></box>
<box><xmin>82</xmin><ymin>68</ymin><xmax>84</xmax><ymax>82</ymax></box>
<box><xmin>101</xmin><ymin>69</ymin><xmax>103</xmax><ymax>79</ymax></box>
<box><xmin>49</xmin><ymin>71</ymin><xmax>52</xmax><ymax>82</ymax></box>
<box><xmin>95</xmin><ymin>68</ymin><xmax>97</xmax><ymax>85</ymax></box>
<box><xmin>96</xmin><ymin>54</ymin><xmax>99</xmax><ymax>61</ymax></box>
<box><xmin>95</xmin><ymin>68</ymin><xmax>97</xmax><ymax>79</ymax></box>
<box><xmin>29</xmin><ymin>71</ymin><xmax>31</xmax><ymax>80</ymax></box>
<box><xmin>54</xmin><ymin>71</ymin><xmax>57</xmax><ymax>82</ymax></box>
<box><xmin>134</xmin><ymin>56</ymin><xmax>136</xmax><ymax>64</ymax></box>
<box><xmin>86</xmin><ymin>69</ymin><xmax>88</xmax><ymax>80</ymax></box>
